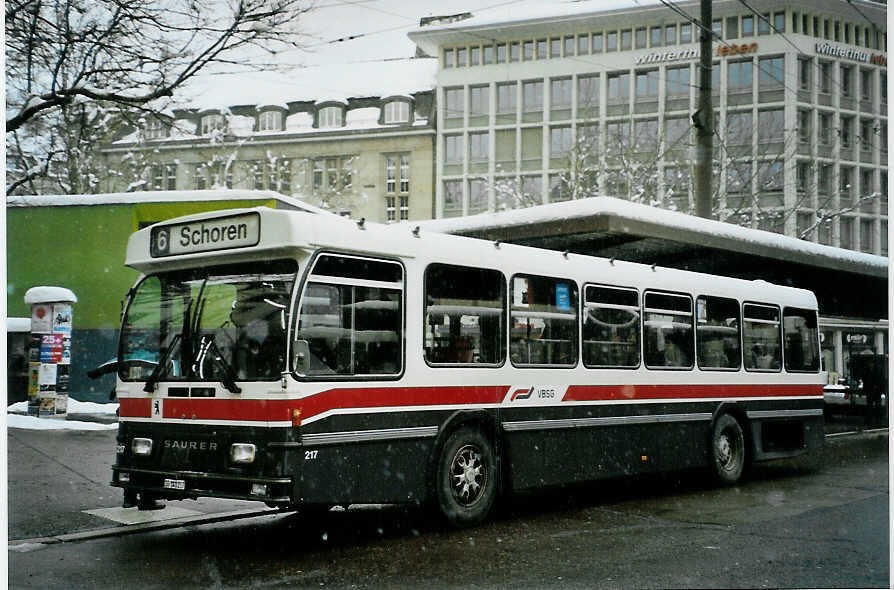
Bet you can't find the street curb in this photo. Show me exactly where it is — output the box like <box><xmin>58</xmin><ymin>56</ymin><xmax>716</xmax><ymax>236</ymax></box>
<box><xmin>825</xmin><ymin>427</ymin><xmax>889</xmax><ymax>439</ymax></box>
<box><xmin>8</xmin><ymin>507</ymin><xmax>282</xmax><ymax>549</ymax></box>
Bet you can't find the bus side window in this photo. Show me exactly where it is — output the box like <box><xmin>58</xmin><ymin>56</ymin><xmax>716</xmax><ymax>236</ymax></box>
<box><xmin>509</xmin><ymin>274</ymin><xmax>578</xmax><ymax>367</ymax></box>
<box><xmin>295</xmin><ymin>254</ymin><xmax>403</xmax><ymax>377</ymax></box>
<box><xmin>582</xmin><ymin>284</ymin><xmax>640</xmax><ymax>368</ymax></box>
<box><xmin>696</xmin><ymin>295</ymin><xmax>741</xmax><ymax>370</ymax></box>
<box><xmin>743</xmin><ymin>303</ymin><xmax>782</xmax><ymax>372</ymax></box>
<box><xmin>783</xmin><ymin>308</ymin><xmax>820</xmax><ymax>372</ymax></box>
<box><xmin>643</xmin><ymin>291</ymin><xmax>693</xmax><ymax>369</ymax></box>
<box><xmin>423</xmin><ymin>264</ymin><xmax>506</xmax><ymax>366</ymax></box>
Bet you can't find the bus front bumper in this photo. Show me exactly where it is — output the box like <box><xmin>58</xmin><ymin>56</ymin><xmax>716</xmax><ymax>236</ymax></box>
<box><xmin>112</xmin><ymin>466</ymin><xmax>294</xmax><ymax>504</ymax></box>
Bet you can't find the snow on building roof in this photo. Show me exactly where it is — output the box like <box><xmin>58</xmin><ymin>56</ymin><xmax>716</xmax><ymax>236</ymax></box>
<box><xmin>177</xmin><ymin>57</ymin><xmax>438</xmax><ymax>112</ymax></box>
<box><xmin>7</xmin><ymin>189</ymin><xmax>334</xmax><ymax>216</ymax></box>
<box><xmin>416</xmin><ymin>197</ymin><xmax>889</xmax><ymax>278</ymax></box>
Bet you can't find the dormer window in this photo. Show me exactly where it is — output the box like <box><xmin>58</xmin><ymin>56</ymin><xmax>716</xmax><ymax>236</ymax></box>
<box><xmin>318</xmin><ymin>106</ymin><xmax>343</xmax><ymax>128</ymax></box>
<box><xmin>201</xmin><ymin>114</ymin><xmax>225</xmax><ymax>135</ymax></box>
<box><xmin>145</xmin><ymin>118</ymin><xmax>167</xmax><ymax>139</ymax></box>
<box><xmin>258</xmin><ymin>110</ymin><xmax>282</xmax><ymax>131</ymax></box>
<box><xmin>384</xmin><ymin>101</ymin><xmax>410</xmax><ymax>124</ymax></box>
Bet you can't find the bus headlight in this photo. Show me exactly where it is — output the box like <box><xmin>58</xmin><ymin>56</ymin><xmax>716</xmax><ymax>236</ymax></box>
<box><xmin>230</xmin><ymin>443</ymin><xmax>256</xmax><ymax>464</ymax></box>
<box><xmin>118</xmin><ymin>472</ymin><xmax>131</xmax><ymax>483</ymax></box>
<box><xmin>132</xmin><ymin>438</ymin><xmax>153</xmax><ymax>456</ymax></box>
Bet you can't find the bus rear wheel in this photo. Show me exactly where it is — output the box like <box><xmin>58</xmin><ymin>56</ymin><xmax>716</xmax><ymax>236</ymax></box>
<box><xmin>710</xmin><ymin>414</ymin><xmax>746</xmax><ymax>485</ymax></box>
<box><xmin>436</xmin><ymin>428</ymin><xmax>497</xmax><ymax>527</ymax></box>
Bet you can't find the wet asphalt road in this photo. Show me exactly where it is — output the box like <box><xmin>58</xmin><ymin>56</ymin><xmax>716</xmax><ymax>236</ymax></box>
<box><xmin>8</xmin><ymin>431</ymin><xmax>888</xmax><ymax>589</ymax></box>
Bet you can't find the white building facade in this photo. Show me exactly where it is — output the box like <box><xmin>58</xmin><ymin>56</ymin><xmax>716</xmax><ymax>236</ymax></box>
<box><xmin>409</xmin><ymin>0</ymin><xmax>888</xmax><ymax>255</ymax></box>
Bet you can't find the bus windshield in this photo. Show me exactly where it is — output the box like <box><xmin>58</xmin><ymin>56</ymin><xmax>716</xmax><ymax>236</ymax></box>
<box><xmin>118</xmin><ymin>259</ymin><xmax>298</xmax><ymax>384</ymax></box>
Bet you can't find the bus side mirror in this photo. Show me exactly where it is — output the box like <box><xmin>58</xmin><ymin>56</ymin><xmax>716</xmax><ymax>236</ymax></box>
<box><xmin>293</xmin><ymin>339</ymin><xmax>310</xmax><ymax>374</ymax></box>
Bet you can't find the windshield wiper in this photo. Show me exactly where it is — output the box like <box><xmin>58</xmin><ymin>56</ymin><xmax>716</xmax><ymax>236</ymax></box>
<box><xmin>143</xmin><ymin>333</ymin><xmax>182</xmax><ymax>393</ymax></box>
<box><xmin>193</xmin><ymin>335</ymin><xmax>242</xmax><ymax>394</ymax></box>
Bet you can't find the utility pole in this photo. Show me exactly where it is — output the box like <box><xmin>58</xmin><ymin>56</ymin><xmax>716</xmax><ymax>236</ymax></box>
<box><xmin>694</xmin><ymin>0</ymin><xmax>714</xmax><ymax>218</ymax></box>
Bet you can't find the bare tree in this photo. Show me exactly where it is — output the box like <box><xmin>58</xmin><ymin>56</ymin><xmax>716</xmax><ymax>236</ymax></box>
<box><xmin>6</xmin><ymin>0</ymin><xmax>312</xmax><ymax>193</ymax></box>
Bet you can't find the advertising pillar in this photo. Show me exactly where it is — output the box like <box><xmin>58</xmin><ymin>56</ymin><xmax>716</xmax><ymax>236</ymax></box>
<box><xmin>24</xmin><ymin>287</ymin><xmax>77</xmax><ymax>418</ymax></box>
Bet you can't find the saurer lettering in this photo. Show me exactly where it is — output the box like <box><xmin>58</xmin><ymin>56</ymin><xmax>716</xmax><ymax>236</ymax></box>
<box><xmin>164</xmin><ymin>440</ymin><xmax>219</xmax><ymax>451</ymax></box>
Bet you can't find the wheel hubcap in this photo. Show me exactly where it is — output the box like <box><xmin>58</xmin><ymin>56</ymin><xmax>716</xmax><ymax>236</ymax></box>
<box><xmin>451</xmin><ymin>444</ymin><xmax>486</xmax><ymax>506</ymax></box>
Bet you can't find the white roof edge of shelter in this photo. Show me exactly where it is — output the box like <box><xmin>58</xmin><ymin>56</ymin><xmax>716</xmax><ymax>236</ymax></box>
<box><xmin>6</xmin><ymin>190</ymin><xmax>335</xmax><ymax>216</ymax></box>
<box><xmin>415</xmin><ymin>197</ymin><xmax>888</xmax><ymax>278</ymax></box>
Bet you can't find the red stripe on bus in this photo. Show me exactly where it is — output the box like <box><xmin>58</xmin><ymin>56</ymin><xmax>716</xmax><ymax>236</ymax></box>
<box><xmin>564</xmin><ymin>383</ymin><xmax>823</xmax><ymax>401</ymax></box>
<box><xmin>119</xmin><ymin>398</ymin><xmax>151</xmax><ymax>418</ymax></box>
<box><xmin>155</xmin><ymin>385</ymin><xmax>510</xmax><ymax>422</ymax></box>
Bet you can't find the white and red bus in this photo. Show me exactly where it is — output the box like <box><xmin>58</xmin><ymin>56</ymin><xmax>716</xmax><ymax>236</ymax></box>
<box><xmin>112</xmin><ymin>206</ymin><xmax>824</xmax><ymax>526</ymax></box>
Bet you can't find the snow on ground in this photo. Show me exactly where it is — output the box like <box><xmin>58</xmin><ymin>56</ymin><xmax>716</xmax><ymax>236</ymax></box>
<box><xmin>7</xmin><ymin>399</ymin><xmax>119</xmax><ymax>431</ymax></box>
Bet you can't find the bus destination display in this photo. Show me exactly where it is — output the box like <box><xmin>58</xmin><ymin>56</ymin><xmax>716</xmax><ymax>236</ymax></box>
<box><xmin>149</xmin><ymin>212</ymin><xmax>260</xmax><ymax>257</ymax></box>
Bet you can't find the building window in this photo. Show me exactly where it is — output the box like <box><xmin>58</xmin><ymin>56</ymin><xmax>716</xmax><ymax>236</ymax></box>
<box><xmin>818</xmin><ymin>61</ymin><xmax>832</xmax><ymax>94</ymax></box>
<box><xmin>840</xmin><ymin>116</ymin><xmax>853</xmax><ymax>148</ymax></box>
<box><xmin>797</xmin><ymin>212</ymin><xmax>813</xmax><ymax>239</ymax></box>
<box><xmin>550</xmin><ymin>37</ymin><xmax>561</xmax><ymax>58</ymax></box>
<box><xmin>384</xmin><ymin>101</ymin><xmax>410</xmax><ymax>124</ymax></box>
<box><xmin>635</xmin><ymin>70</ymin><xmax>659</xmax><ymax>101</ymax></box>
<box><xmin>758</xmin><ymin>160</ymin><xmax>784</xmax><ymax>192</ymax></box>
<box><xmin>510</xmin><ymin>42</ymin><xmax>520</xmax><ymax>62</ymax></box>
<box><xmin>680</xmin><ymin>23</ymin><xmax>692</xmax><ymax>43</ymax></box>
<box><xmin>840</xmin><ymin>65</ymin><xmax>852</xmax><ymax>97</ymax></box>
<box><xmin>385</xmin><ymin>196</ymin><xmax>396</xmax><ymax>222</ymax></box>
<box><xmin>773</xmin><ymin>12</ymin><xmax>785</xmax><ymax>32</ymax></box>
<box><xmin>470</xmin><ymin>85</ymin><xmax>489</xmax><ymax>117</ymax></box>
<box><xmin>840</xmin><ymin>166</ymin><xmax>853</xmax><ymax>203</ymax></box>
<box><xmin>444</xmin><ymin>134</ymin><xmax>463</xmax><ymax>164</ymax></box>
<box><xmin>311</xmin><ymin>156</ymin><xmax>354</xmax><ymax>193</ymax></box>
<box><xmin>817</xmin><ymin>164</ymin><xmax>831</xmax><ymax>194</ymax></box>
<box><xmin>258</xmin><ymin>110</ymin><xmax>282</xmax><ymax>132</ymax></box>
<box><xmin>742</xmin><ymin>15</ymin><xmax>754</xmax><ymax>37</ymax></box>
<box><xmin>443</xmin><ymin>48</ymin><xmax>454</xmax><ymax>68</ymax></box>
<box><xmin>650</xmin><ymin>26</ymin><xmax>662</xmax><ymax>47</ymax></box>
<box><xmin>444</xmin><ymin>180</ymin><xmax>463</xmax><ymax>216</ymax></box>
<box><xmin>550</xmin><ymin>78</ymin><xmax>572</xmax><ymax>110</ymax></box>
<box><xmin>798</xmin><ymin>58</ymin><xmax>812</xmax><ymax>90</ymax></box>
<box><xmin>318</xmin><ymin>106</ymin><xmax>343</xmax><ymax>128</ymax></box>
<box><xmin>840</xmin><ymin>217</ymin><xmax>854</xmax><ymax>249</ymax></box>
<box><xmin>881</xmin><ymin>73</ymin><xmax>887</xmax><ymax>104</ymax></box>
<box><xmin>798</xmin><ymin>109</ymin><xmax>811</xmax><ymax>144</ymax></box>
<box><xmin>592</xmin><ymin>32</ymin><xmax>603</xmax><ymax>53</ymax></box>
<box><xmin>796</xmin><ymin>161</ymin><xmax>811</xmax><ymax>192</ymax></box>
<box><xmin>726</xmin><ymin>16</ymin><xmax>739</xmax><ymax>39</ymax></box>
<box><xmin>859</xmin><ymin>119</ymin><xmax>873</xmax><ymax>152</ymax></box>
<box><xmin>497</xmin><ymin>82</ymin><xmax>516</xmax><ymax>114</ymax></box>
<box><xmin>536</xmin><ymin>38</ymin><xmax>547</xmax><ymax>59</ymax></box>
<box><xmin>860</xmin><ymin>219</ymin><xmax>874</xmax><ymax>252</ymax></box>
<box><xmin>758</xmin><ymin>109</ymin><xmax>784</xmax><ymax>143</ymax></box>
<box><xmin>860</xmin><ymin>69</ymin><xmax>873</xmax><ymax>101</ymax></box>
<box><xmin>818</xmin><ymin>112</ymin><xmax>832</xmax><ymax>145</ymax></box>
<box><xmin>606</xmin><ymin>71</ymin><xmax>630</xmax><ymax>103</ymax></box>
<box><xmin>550</xmin><ymin>126</ymin><xmax>573</xmax><ymax>158</ymax></box>
<box><xmin>193</xmin><ymin>164</ymin><xmax>207</xmax><ymax>189</ymax></box>
<box><xmin>578</xmin><ymin>74</ymin><xmax>600</xmax><ymax>112</ymax></box>
<box><xmin>563</xmin><ymin>35</ymin><xmax>574</xmax><ymax>56</ymax></box>
<box><xmin>664</xmin><ymin>117</ymin><xmax>690</xmax><ymax>148</ymax></box>
<box><xmin>727</xmin><ymin>161</ymin><xmax>752</xmax><ymax>195</ymax></box>
<box><xmin>620</xmin><ymin>29</ymin><xmax>632</xmax><ymax>50</ymax></box>
<box><xmin>523</xmin><ymin>80</ymin><xmax>544</xmax><ymax>113</ymax></box>
<box><xmin>457</xmin><ymin>47</ymin><xmax>467</xmax><ymax>67</ymax></box>
<box><xmin>728</xmin><ymin>60</ymin><xmax>753</xmax><ymax>93</ymax></box>
<box><xmin>726</xmin><ymin>110</ymin><xmax>752</xmax><ymax>145</ymax></box>
<box><xmin>445</xmin><ymin>87</ymin><xmax>464</xmax><ymax>119</ymax></box>
<box><xmin>469</xmin><ymin>178</ymin><xmax>487</xmax><ymax>213</ymax></box>
<box><xmin>523</xmin><ymin>40</ymin><xmax>533</xmax><ymax>61</ymax></box>
<box><xmin>577</xmin><ymin>34</ymin><xmax>589</xmax><ymax>55</ymax></box>
<box><xmin>470</xmin><ymin>46</ymin><xmax>480</xmax><ymax>66</ymax></box>
<box><xmin>759</xmin><ymin>56</ymin><xmax>784</xmax><ymax>89</ymax></box>
<box><xmin>635</xmin><ymin>27</ymin><xmax>647</xmax><ymax>49</ymax></box>
<box><xmin>665</xmin><ymin>24</ymin><xmax>677</xmax><ymax>45</ymax></box>
<box><xmin>150</xmin><ymin>164</ymin><xmax>177</xmax><ymax>190</ymax></box>
<box><xmin>712</xmin><ymin>18</ymin><xmax>722</xmax><ymax>38</ymax></box>
<box><xmin>666</xmin><ymin>65</ymin><xmax>690</xmax><ymax>98</ymax></box>
<box><xmin>606</xmin><ymin>31</ymin><xmax>618</xmax><ymax>52</ymax></box>
<box><xmin>145</xmin><ymin>118</ymin><xmax>167</xmax><ymax>140</ymax></box>
<box><xmin>200</xmin><ymin>114</ymin><xmax>225</xmax><ymax>136</ymax></box>
<box><xmin>496</xmin><ymin>43</ymin><xmax>507</xmax><ymax>63</ymax></box>
<box><xmin>469</xmin><ymin>132</ymin><xmax>489</xmax><ymax>162</ymax></box>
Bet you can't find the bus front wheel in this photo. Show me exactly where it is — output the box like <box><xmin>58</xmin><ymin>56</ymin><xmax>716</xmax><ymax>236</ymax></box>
<box><xmin>710</xmin><ymin>414</ymin><xmax>746</xmax><ymax>485</ymax></box>
<box><xmin>436</xmin><ymin>427</ymin><xmax>497</xmax><ymax>527</ymax></box>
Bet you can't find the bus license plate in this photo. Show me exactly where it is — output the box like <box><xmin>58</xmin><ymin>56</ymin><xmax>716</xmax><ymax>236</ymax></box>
<box><xmin>163</xmin><ymin>478</ymin><xmax>186</xmax><ymax>491</ymax></box>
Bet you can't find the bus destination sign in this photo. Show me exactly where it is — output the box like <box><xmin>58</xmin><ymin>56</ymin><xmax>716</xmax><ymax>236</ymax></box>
<box><xmin>150</xmin><ymin>212</ymin><xmax>261</xmax><ymax>257</ymax></box>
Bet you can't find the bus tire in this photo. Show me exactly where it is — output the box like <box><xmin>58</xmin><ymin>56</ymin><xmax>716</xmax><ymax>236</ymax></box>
<box><xmin>710</xmin><ymin>413</ymin><xmax>746</xmax><ymax>485</ymax></box>
<box><xmin>436</xmin><ymin>427</ymin><xmax>497</xmax><ymax>527</ymax></box>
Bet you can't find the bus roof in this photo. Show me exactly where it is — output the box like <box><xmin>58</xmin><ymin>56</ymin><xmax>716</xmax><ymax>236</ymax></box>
<box><xmin>125</xmin><ymin>206</ymin><xmax>818</xmax><ymax>310</ymax></box>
